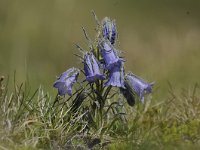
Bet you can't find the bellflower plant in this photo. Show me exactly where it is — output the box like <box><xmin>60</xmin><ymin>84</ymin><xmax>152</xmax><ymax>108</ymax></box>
<box><xmin>53</xmin><ymin>13</ymin><xmax>154</xmax><ymax>134</ymax></box>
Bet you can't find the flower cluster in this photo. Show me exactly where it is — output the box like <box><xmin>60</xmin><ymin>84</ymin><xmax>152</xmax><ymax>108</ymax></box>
<box><xmin>53</xmin><ymin>16</ymin><xmax>154</xmax><ymax>106</ymax></box>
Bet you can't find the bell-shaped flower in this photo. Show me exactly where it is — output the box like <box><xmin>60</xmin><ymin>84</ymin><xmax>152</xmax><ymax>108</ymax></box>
<box><xmin>84</xmin><ymin>52</ymin><xmax>105</xmax><ymax>82</ymax></box>
<box><xmin>125</xmin><ymin>72</ymin><xmax>154</xmax><ymax>103</ymax></box>
<box><xmin>53</xmin><ymin>68</ymin><xmax>80</xmax><ymax>96</ymax></box>
<box><xmin>100</xmin><ymin>40</ymin><xmax>123</xmax><ymax>70</ymax></box>
<box><xmin>105</xmin><ymin>62</ymin><xmax>125</xmax><ymax>88</ymax></box>
<box><xmin>102</xmin><ymin>17</ymin><xmax>117</xmax><ymax>45</ymax></box>
<box><xmin>120</xmin><ymin>84</ymin><xmax>135</xmax><ymax>106</ymax></box>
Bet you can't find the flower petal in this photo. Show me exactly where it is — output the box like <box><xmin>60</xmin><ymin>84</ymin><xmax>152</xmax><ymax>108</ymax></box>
<box><xmin>84</xmin><ymin>52</ymin><xmax>105</xmax><ymax>82</ymax></box>
<box><xmin>105</xmin><ymin>62</ymin><xmax>125</xmax><ymax>88</ymax></box>
<box><xmin>120</xmin><ymin>87</ymin><xmax>135</xmax><ymax>106</ymax></box>
<box><xmin>100</xmin><ymin>40</ymin><xmax>123</xmax><ymax>70</ymax></box>
<box><xmin>125</xmin><ymin>72</ymin><xmax>154</xmax><ymax>102</ymax></box>
<box><xmin>53</xmin><ymin>68</ymin><xmax>79</xmax><ymax>96</ymax></box>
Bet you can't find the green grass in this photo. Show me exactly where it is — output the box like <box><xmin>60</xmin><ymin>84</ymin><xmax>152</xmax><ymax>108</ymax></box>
<box><xmin>0</xmin><ymin>76</ymin><xmax>200</xmax><ymax>150</ymax></box>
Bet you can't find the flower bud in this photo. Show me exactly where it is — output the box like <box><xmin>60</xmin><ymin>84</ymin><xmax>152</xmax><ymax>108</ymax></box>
<box><xmin>102</xmin><ymin>17</ymin><xmax>117</xmax><ymax>45</ymax></box>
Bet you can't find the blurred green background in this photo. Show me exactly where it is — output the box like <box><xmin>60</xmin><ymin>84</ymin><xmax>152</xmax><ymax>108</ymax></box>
<box><xmin>0</xmin><ymin>0</ymin><xmax>200</xmax><ymax>98</ymax></box>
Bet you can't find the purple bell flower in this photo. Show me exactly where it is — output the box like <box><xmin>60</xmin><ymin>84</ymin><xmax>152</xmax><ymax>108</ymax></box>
<box><xmin>100</xmin><ymin>40</ymin><xmax>123</xmax><ymax>70</ymax></box>
<box><xmin>53</xmin><ymin>68</ymin><xmax>80</xmax><ymax>96</ymax></box>
<box><xmin>120</xmin><ymin>86</ymin><xmax>135</xmax><ymax>106</ymax></box>
<box><xmin>84</xmin><ymin>52</ymin><xmax>105</xmax><ymax>82</ymax></box>
<box><xmin>125</xmin><ymin>72</ymin><xmax>154</xmax><ymax>103</ymax></box>
<box><xmin>105</xmin><ymin>62</ymin><xmax>125</xmax><ymax>88</ymax></box>
<box><xmin>102</xmin><ymin>17</ymin><xmax>117</xmax><ymax>45</ymax></box>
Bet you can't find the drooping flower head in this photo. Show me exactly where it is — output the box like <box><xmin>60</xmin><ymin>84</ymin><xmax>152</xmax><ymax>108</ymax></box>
<box><xmin>100</xmin><ymin>40</ymin><xmax>124</xmax><ymax>70</ymax></box>
<box><xmin>120</xmin><ymin>87</ymin><xmax>135</xmax><ymax>106</ymax></box>
<box><xmin>84</xmin><ymin>52</ymin><xmax>105</xmax><ymax>83</ymax></box>
<box><xmin>105</xmin><ymin>62</ymin><xmax>125</xmax><ymax>88</ymax></box>
<box><xmin>102</xmin><ymin>17</ymin><xmax>117</xmax><ymax>45</ymax></box>
<box><xmin>120</xmin><ymin>82</ymin><xmax>136</xmax><ymax>106</ymax></box>
<box><xmin>125</xmin><ymin>72</ymin><xmax>154</xmax><ymax>103</ymax></box>
<box><xmin>53</xmin><ymin>68</ymin><xmax>80</xmax><ymax>96</ymax></box>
